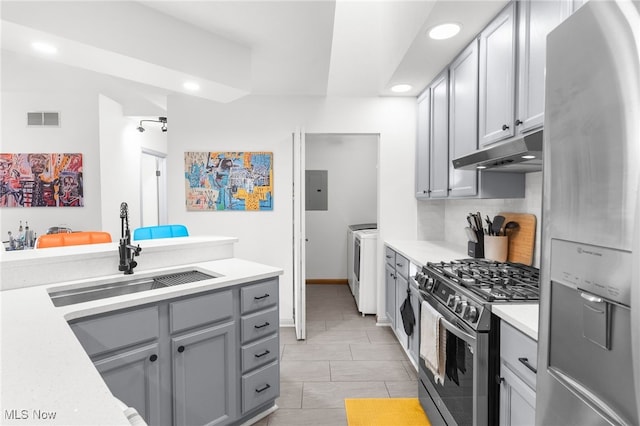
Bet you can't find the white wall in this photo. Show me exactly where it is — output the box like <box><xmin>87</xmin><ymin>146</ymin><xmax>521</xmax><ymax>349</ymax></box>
<box><xmin>166</xmin><ymin>95</ymin><xmax>417</xmax><ymax>324</ymax></box>
<box><xmin>98</xmin><ymin>95</ymin><xmax>144</xmax><ymax>239</ymax></box>
<box><xmin>305</xmin><ymin>134</ymin><xmax>378</xmax><ymax>280</ymax></box>
<box><xmin>0</xmin><ymin>92</ymin><xmax>101</xmax><ymax>239</ymax></box>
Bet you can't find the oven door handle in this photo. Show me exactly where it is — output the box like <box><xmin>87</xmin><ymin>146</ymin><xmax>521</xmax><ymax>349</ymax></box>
<box><xmin>439</xmin><ymin>316</ymin><xmax>476</xmax><ymax>345</ymax></box>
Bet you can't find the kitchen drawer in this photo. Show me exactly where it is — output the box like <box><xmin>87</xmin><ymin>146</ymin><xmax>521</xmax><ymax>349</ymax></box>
<box><xmin>395</xmin><ymin>253</ymin><xmax>410</xmax><ymax>279</ymax></box>
<box><xmin>241</xmin><ymin>306</ymin><xmax>278</xmax><ymax>343</ymax></box>
<box><xmin>169</xmin><ymin>290</ymin><xmax>233</xmax><ymax>334</ymax></box>
<box><xmin>384</xmin><ymin>246</ymin><xmax>396</xmax><ymax>267</ymax></box>
<box><xmin>241</xmin><ymin>334</ymin><xmax>279</xmax><ymax>373</ymax></box>
<box><xmin>241</xmin><ymin>279</ymin><xmax>278</xmax><ymax>314</ymax></box>
<box><xmin>500</xmin><ymin>321</ymin><xmax>538</xmax><ymax>389</ymax></box>
<box><xmin>242</xmin><ymin>361</ymin><xmax>279</xmax><ymax>414</ymax></box>
<box><xmin>70</xmin><ymin>306</ymin><xmax>159</xmax><ymax>357</ymax></box>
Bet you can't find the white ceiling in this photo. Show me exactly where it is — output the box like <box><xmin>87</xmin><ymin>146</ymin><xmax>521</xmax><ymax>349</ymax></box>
<box><xmin>1</xmin><ymin>0</ymin><xmax>508</xmax><ymax>115</ymax></box>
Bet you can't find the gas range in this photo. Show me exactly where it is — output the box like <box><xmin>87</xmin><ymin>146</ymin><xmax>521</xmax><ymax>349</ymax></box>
<box><xmin>415</xmin><ymin>259</ymin><xmax>540</xmax><ymax>332</ymax></box>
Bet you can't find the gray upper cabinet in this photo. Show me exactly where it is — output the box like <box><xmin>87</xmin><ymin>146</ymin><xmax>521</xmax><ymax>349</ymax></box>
<box><xmin>479</xmin><ymin>2</ymin><xmax>517</xmax><ymax>146</ymax></box>
<box><xmin>415</xmin><ymin>90</ymin><xmax>431</xmax><ymax>199</ymax></box>
<box><xmin>448</xmin><ymin>39</ymin><xmax>479</xmax><ymax>198</ymax></box>
<box><xmin>429</xmin><ymin>70</ymin><xmax>449</xmax><ymax>198</ymax></box>
<box><xmin>516</xmin><ymin>0</ymin><xmax>566</xmax><ymax>133</ymax></box>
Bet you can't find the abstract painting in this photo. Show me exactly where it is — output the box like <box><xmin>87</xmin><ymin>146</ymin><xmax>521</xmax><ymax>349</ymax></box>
<box><xmin>0</xmin><ymin>153</ymin><xmax>83</xmax><ymax>207</ymax></box>
<box><xmin>184</xmin><ymin>151</ymin><xmax>273</xmax><ymax>211</ymax></box>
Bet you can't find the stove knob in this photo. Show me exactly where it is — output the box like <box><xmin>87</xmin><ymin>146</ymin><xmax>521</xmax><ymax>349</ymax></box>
<box><xmin>426</xmin><ymin>277</ymin><xmax>434</xmax><ymax>290</ymax></box>
<box><xmin>465</xmin><ymin>306</ymin><xmax>479</xmax><ymax>322</ymax></box>
<box><xmin>455</xmin><ymin>301</ymin><xmax>467</xmax><ymax>314</ymax></box>
<box><xmin>448</xmin><ymin>296</ymin><xmax>460</xmax><ymax>308</ymax></box>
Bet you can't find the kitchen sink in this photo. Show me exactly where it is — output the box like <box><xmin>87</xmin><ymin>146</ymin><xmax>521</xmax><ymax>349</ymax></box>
<box><xmin>49</xmin><ymin>270</ymin><xmax>219</xmax><ymax>307</ymax></box>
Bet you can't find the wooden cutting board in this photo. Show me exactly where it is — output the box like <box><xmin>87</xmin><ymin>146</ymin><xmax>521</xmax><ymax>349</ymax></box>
<box><xmin>497</xmin><ymin>212</ymin><xmax>536</xmax><ymax>266</ymax></box>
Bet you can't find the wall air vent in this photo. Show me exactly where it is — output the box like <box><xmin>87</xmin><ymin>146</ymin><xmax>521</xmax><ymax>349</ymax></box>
<box><xmin>27</xmin><ymin>112</ymin><xmax>60</xmax><ymax>127</ymax></box>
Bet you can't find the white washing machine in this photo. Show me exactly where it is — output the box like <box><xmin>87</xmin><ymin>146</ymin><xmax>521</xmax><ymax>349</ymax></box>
<box><xmin>352</xmin><ymin>228</ymin><xmax>378</xmax><ymax>315</ymax></box>
<box><xmin>347</xmin><ymin>223</ymin><xmax>376</xmax><ymax>295</ymax></box>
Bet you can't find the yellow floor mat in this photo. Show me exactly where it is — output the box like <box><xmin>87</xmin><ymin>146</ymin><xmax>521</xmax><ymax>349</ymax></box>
<box><xmin>344</xmin><ymin>398</ymin><xmax>431</xmax><ymax>426</ymax></box>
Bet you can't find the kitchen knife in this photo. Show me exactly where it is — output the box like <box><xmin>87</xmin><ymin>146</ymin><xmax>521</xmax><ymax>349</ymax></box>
<box><xmin>465</xmin><ymin>227</ymin><xmax>478</xmax><ymax>243</ymax></box>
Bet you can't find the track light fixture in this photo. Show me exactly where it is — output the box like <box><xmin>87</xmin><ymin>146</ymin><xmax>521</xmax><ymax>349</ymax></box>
<box><xmin>137</xmin><ymin>116</ymin><xmax>167</xmax><ymax>133</ymax></box>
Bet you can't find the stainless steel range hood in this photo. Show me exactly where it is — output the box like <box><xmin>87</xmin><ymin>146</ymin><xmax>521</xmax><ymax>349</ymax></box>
<box><xmin>452</xmin><ymin>130</ymin><xmax>543</xmax><ymax>172</ymax></box>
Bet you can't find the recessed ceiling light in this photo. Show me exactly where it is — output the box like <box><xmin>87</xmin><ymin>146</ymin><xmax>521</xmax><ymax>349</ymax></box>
<box><xmin>428</xmin><ymin>23</ymin><xmax>462</xmax><ymax>40</ymax></box>
<box><xmin>521</xmin><ymin>155</ymin><xmax>536</xmax><ymax>159</ymax></box>
<box><xmin>31</xmin><ymin>41</ymin><xmax>58</xmax><ymax>55</ymax></box>
<box><xmin>477</xmin><ymin>165</ymin><xmax>487</xmax><ymax>170</ymax></box>
<box><xmin>391</xmin><ymin>84</ymin><xmax>412</xmax><ymax>93</ymax></box>
<box><xmin>183</xmin><ymin>81</ymin><xmax>200</xmax><ymax>91</ymax></box>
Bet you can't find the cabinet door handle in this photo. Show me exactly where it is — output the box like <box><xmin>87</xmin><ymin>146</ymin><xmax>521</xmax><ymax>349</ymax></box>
<box><xmin>177</xmin><ymin>346</ymin><xmax>185</xmax><ymax>353</ymax></box>
<box><xmin>386</xmin><ymin>255</ymin><xmax>392</xmax><ymax>259</ymax></box>
<box><xmin>502</xmin><ymin>124</ymin><xmax>510</xmax><ymax>131</ymax></box>
<box><xmin>255</xmin><ymin>384</ymin><xmax>271</xmax><ymax>393</ymax></box>
<box><xmin>518</xmin><ymin>357</ymin><xmax>537</xmax><ymax>374</ymax></box>
<box><xmin>254</xmin><ymin>350</ymin><xmax>271</xmax><ymax>358</ymax></box>
<box><xmin>254</xmin><ymin>322</ymin><xmax>270</xmax><ymax>329</ymax></box>
<box><xmin>495</xmin><ymin>375</ymin><xmax>504</xmax><ymax>384</ymax></box>
<box><xmin>515</xmin><ymin>119</ymin><xmax>523</xmax><ymax>126</ymax></box>
<box><xmin>149</xmin><ymin>354</ymin><xmax>158</xmax><ymax>362</ymax></box>
<box><xmin>254</xmin><ymin>294</ymin><xmax>270</xmax><ymax>300</ymax></box>
<box><xmin>396</xmin><ymin>263</ymin><xmax>403</xmax><ymax>267</ymax></box>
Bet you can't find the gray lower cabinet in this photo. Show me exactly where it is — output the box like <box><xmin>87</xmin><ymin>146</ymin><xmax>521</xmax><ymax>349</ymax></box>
<box><xmin>69</xmin><ymin>277</ymin><xmax>280</xmax><ymax>426</ymax></box>
<box><xmin>172</xmin><ymin>322</ymin><xmax>236</xmax><ymax>426</ymax></box>
<box><xmin>499</xmin><ymin>321</ymin><xmax>537</xmax><ymax>426</ymax></box>
<box><xmin>385</xmin><ymin>263</ymin><xmax>396</xmax><ymax>329</ymax></box>
<box><xmin>94</xmin><ymin>342</ymin><xmax>161</xmax><ymax>425</ymax></box>
<box><xmin>385</xmin><ymin>245</ymin><xmax>420</xmax><ymax>367</ymax></box>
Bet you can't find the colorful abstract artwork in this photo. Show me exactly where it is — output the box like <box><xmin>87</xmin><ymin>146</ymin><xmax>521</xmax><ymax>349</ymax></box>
<box><xmin>185</xmin><ymin>152</ymin><xmax>273</xmax><ymax>211</ymax></box>
<box><xmin>0</xmin><ymin>153</ymin><xmax>83</xmax><ymax>207</ymax></box>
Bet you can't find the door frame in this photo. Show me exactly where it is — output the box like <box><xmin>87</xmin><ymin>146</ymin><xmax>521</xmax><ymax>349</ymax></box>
<box><xmin>140</xmin><ymin>148</ymin><xmax>167</xmax><ymax>227</ymax></box>
<box><xmin>292</xmin><ymin>129</ymin><xmax>306</xmax><ymax>340</ymax></box>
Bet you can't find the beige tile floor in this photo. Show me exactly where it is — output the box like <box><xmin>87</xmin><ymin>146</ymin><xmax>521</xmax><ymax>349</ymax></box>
<box><xmin>255</xmin><ymin>284</ymin><xmax>418</xmax><ymax>426</ymax></box>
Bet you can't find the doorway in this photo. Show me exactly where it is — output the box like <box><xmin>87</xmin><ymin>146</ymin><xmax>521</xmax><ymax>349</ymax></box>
<box><xmin>305</xmin><ymin>134</ymin><xmax>379</xmax><ymax>284</ymax></box>
<box><xmin>293</xmin><ymin>132</ymin><xmax>380</xmax><ymax>340</ymax></box>
<box><xmin>140</xmin><ymin>149</ymin><xmax>167</xmax><ymax>227</ymax></box>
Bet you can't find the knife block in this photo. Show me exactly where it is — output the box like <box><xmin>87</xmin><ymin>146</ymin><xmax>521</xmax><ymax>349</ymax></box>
<box><xmin>468</xmin><ymin>241</ymin><xmax>484</xmax><ymax>258</ymax></box>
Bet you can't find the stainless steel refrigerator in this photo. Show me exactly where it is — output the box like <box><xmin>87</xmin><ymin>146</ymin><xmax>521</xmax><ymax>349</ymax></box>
<box><xmin>538</xmin><ymin>1</ymin><xmax>640</xmax><ymax>425</ymax></box>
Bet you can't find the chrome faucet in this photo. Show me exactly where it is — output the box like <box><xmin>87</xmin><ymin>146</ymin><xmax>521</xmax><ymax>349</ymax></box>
<box><xmin>118</xmin><ymin>202</ymin><xmax>141</xmax><ymax>274</ymax></box>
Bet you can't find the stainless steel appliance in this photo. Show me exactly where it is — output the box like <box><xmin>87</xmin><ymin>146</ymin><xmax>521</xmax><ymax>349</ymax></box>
<box><xmin>538</xmin><ymin>2</ymin><xmax>640</xmax><ymax>425</ymax></box>
<box><xmin>415</xmin><ymin>259</ymin><xmax>539</xmax><ymax>425</ymax></box>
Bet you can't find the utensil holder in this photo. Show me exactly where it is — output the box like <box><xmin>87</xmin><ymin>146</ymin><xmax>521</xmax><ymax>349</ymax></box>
<box><xmin>484</xmin><ymin>236</ymin><xmax>508</xmax><ymax>262</ymax></box>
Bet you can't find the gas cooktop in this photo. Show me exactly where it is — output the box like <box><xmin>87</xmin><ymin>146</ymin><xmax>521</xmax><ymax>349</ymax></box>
<box><xmin>423</xmin><ymin>259</ymin><xmax>540</xmax><ymax>303</ymax></box>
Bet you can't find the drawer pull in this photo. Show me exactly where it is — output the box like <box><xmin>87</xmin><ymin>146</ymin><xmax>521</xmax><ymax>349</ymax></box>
<box><xmin>254</xmin><ymin>322</ymin><xmax>270</xmax><ymax>329</ymax></box>
<box><xmin>518</xmin><ymin>357</ymin><xmax>537</xmax><ymax>374</ymax></box>
<box><xmin>254</xmin><ymin>294</ymin><xmax>270</xmax><ymax>300</ymax></box>
<box><xmin>255</xmin><ymin>384</ymin><xmax>271</xmax><ymax>393</ymax></box>
<box><xmin>254</xmin><ymin>350</ymin><xmax>271</xmax><ymax>358</ymax></box>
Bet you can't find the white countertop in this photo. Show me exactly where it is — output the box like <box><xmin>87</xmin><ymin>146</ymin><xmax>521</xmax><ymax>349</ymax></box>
<box><xmin>491</xmin><ymin>304</ymin><xmax>539</xmax><ymax>341</ymax></box>
<box><xmin>384</xmin><ymin>239</ymin><xmax>539</xmax><ymax>340</ymax></box>
<box><xmin>1</xmin><ymin>255</ymin><xmax>282</xmax><ymax>425</ymax></box>
<box><xmin>384</xmin><ymin>240</ymin><xmax>468</xmax><ymax>266</ymax></box>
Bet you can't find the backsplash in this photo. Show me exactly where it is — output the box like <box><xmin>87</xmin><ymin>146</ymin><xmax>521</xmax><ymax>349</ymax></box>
<box><xmin>417</xmin><ymin>172</ymin><xmax>543</xmax><ymax>267</ymax></box>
